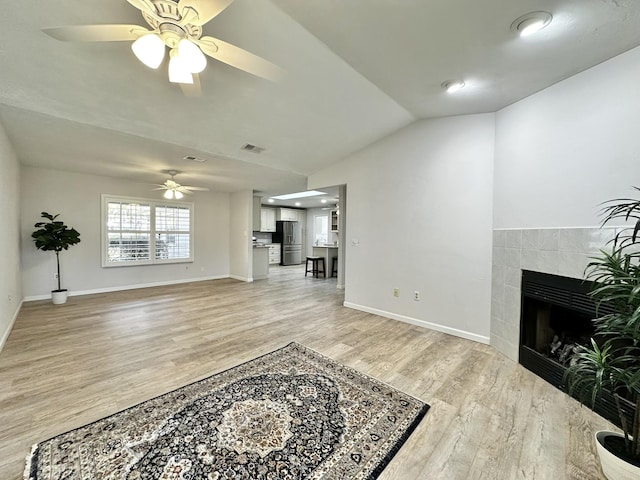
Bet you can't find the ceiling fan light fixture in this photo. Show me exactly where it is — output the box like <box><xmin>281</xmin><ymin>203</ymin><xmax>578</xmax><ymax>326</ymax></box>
<box><xmin>168</xmin><ymin>49</ymin><xmax>194</xmax><ymax>84</ymax></box>
<box><xmin>163</xmin><ymin>189</ymin><xmax>175</xmax><ymax>200</ymax></box>
<box><xmin>174</xmin><ymin>190</ymin><xmax>184</xmax><ymax>200</ymax></box>
<box><xmin>131</xmin><ymin>33</ymin><xmax>165</xmax><ymax>69</ymax></box>
<box><xmin>177</xmin><ymin>38</ymin><xmax>207</xmax><ymax>73</ymax></box>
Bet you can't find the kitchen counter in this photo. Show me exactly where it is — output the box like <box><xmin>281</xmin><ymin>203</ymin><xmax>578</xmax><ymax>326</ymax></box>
<box><xmin>312</xmin><ymin>246</ymin><xmax>338</xmax><ymax>277</ymax></box>
<box><xmin>252</xmin><ymin>245</ymin><xmax>269</xmax><ymax>280</ymax></box>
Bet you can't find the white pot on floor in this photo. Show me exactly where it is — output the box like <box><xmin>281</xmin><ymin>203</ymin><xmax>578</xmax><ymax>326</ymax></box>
<box><xmin>51</xmin><ymin>289</ymin><xmax>68</xmax><ymax>305</ymax></box>
<box><xmin>595</xmin><ymin>431</ymin><xmax>640</xmax><ymax>480</ymax></box>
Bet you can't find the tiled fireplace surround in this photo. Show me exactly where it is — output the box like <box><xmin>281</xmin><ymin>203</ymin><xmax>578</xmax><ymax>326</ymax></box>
<box><xmin>490</xmin><ymin>227</ymin><xmax>617</xmax><ymax>361</ymax></box>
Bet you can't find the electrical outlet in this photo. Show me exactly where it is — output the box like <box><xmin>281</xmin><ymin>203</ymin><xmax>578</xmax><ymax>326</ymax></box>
<box><xmin>54</xmin><ymin>273</ymin><xmax>59</xmax><ymax>279</ymax></box>
<box><xmin>414</xmin><ymin>291</ymin><xmax>420</xmax><ymax>301</ymax></box>
<box><xmin>393</xmin><ymin>288</ymin><xmax>400</xmax><ymax>297</ymax></box>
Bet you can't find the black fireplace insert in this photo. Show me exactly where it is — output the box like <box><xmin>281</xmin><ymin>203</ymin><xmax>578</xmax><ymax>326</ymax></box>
<box><xmin>519</xmin><ymin>270</ymin><xmax>620</xmax><ymax>426</ymax></box>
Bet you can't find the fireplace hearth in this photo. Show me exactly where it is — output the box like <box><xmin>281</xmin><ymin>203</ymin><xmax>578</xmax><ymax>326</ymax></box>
<box><xmin>519</xmin><ymin>270</ymin><xmax>620</xmax><ymax>427</ymax></box>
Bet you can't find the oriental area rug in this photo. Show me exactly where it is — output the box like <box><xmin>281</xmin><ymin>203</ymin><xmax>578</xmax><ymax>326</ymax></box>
<box><xmin>25</xmin><ymin>342</ymin><xmax>429</xmax><ymax>480</ymax></box>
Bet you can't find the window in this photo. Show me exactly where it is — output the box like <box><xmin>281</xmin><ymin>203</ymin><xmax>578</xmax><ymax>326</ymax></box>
<box><xmin>106</xmin><ymin>200</ymin><xmax>151</xmax><ymax>263</ymax></box>
<box><xmin>155</xmin><ymin>205</ymin><xmax>191</xmax><ymax>260</ymax></box>
<box><xmin>313</xmin><ymin>214</ymin><xmax>329</xmax><ymax>245</ymax></box>
<box><xmin>102</xmin><ymin>195</ymin><xmax>194</xmax><ymax>267</ymax></box>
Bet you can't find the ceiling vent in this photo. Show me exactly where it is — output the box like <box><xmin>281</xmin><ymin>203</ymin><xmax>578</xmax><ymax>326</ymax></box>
<box><xmin>183</xmin><ymin>155</ymin><xmax>205</xmax><ymax>162</ymax></box>
<box><xmin>242</xmin><ymin>143</ymin><xmax>265</xmax><ymax>154</ymax></box>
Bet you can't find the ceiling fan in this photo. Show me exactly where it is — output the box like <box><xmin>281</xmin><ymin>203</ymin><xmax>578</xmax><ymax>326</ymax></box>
<box><xmin>154</xmin><ymin>170</ymin><xmax>210</xmax><ymax>199</ymax></box>
<box><xmin>43</xmin><ymin>0</ymin><xmax>284</xmax><ymax>94</ymax></box>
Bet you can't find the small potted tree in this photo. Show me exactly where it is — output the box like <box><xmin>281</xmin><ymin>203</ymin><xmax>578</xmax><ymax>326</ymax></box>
<box><xmin>32</xmin><ymin>212</ymin><xmax>81</xmax><ymax>304</ymax></box>
<box><xmin>565</xmin><ymin>188</ymin><xmax>640</xmax><ymax>479</ymax></box>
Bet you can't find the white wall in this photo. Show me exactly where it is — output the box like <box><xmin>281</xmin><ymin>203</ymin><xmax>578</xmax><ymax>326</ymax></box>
<box><xmin>0</xmin><ymin>121</ymin><xmax>21</xmax><ymax>349</ymax></box>
<box><xmin>310</xmin><ymin>114</ymin><xmax>495</xmax><ymax>342</ymax></box>
<box><xmin>21</xmin><ymin>167</ymin><xmax>230</xmax><ymax>298</ymax></box>
<box><xmin>229</xmin><ymin>190</ymin><xmax>253</xmax><ymax>281</ymax></box>
<box><xmin>494</xmin><ymin>46</ymin><xmax>640</xmax><ymax>229</ymax></box>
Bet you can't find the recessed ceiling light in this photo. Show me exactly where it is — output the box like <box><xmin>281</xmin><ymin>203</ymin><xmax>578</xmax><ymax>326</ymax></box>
<box><xmin>321</xmin><ymin>199</ymin><xmax>327</xmax><ymax>204</ymax></box>
<box><xmin>268</xmin><ymin>198</ymin><xmax>275</xmax><ymax>203</ymax></box>
<box><xmin>511</xmin><ymin>11</ymin><xmax>553</xmax><ymax>37</ymax></box>
<box><xmin>294</xmin><ymin>202</ymin><xmax>301</xmax><ymax>207</ymax></box>
<box><xmin>442</xmin><ymin>80</ymin><xmax>465</xmax><ymax>94</ymax></box>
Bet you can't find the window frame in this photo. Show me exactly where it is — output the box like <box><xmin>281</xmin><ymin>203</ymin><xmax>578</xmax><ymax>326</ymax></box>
<box><xmin>313</xmin><ymin>214</ymin><xmax>329</xmax><ymax>246</ymax></box>
<box><xmin>101</xmin><ymin>194</ymin><xmax>194</xmax><ymax>267</ymax></box>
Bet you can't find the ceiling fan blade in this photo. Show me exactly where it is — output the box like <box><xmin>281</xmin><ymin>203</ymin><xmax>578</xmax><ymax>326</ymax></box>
<box><xmin>43</xmin><ymin>24</ymin><xmax>150</xmax><ymax>42</ymax></box>
<box><xmin>195</xmin><ymin>36</ymin><xmax>284</xmax><ymax>81</ymax></box>
<box><xmin>178</xmin><ymin>0</ymin><xmax>235</xmax><ymax>26</ymax></box>
<box><xmin>183</xmin><ymin>186</ymin><xmax>210</xmax><ymax>191</ymax></box>
<box><xmin>180</xmin><ymin>73</ymin><xmax>202</xmax><ymax>97</ymax></box>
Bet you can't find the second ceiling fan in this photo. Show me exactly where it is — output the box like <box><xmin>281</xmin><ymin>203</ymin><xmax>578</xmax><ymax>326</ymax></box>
<box><xmin>154</xmin><ymin>170</ymin><xmax>210</xmax><ymax>199</ymax></box>
<box><xmin>44</xmin><ymin>0</ymin><xmax>284</xmax><ymax>94</ymax></box>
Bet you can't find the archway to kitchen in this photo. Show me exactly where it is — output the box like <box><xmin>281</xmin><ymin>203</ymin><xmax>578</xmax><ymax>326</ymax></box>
<box><xmin>252</xmin><ymin>185</ymin><xmax>346</xmax><ymax>290</ymax></box>
<box><xmin>306</xmin><ymin>184</ymin><xmax>346</xmax><ymax>289</ymax></box>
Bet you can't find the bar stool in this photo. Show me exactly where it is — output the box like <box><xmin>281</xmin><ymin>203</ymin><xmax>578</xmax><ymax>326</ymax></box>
<box><xmin>331</xmin><ymin>257</ymin><xmax>338</xmax><ymax>277</ymax></box>
<box><xmin>305</xmin><ymin>256</ymin><xmax>325</xmax><ymax>278</ymax></box>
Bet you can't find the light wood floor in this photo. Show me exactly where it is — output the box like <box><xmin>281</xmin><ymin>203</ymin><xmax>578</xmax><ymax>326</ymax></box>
<box><xmin>0</xmin><ymin>265</ymin><xmax>615</xmax><ymax>479</ymax></box>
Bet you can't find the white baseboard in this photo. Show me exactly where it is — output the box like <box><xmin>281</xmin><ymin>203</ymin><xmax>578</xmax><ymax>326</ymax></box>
<box><xmin>343</xmin><ymin>302</ymin><xmax>490</xmax><ymax>345</ymax></box>
<box><xmin>0</xmin><ymin>299</ymin><xmax>23</xmax><ymax>352</ymax></box>
<box><xmin>23</xmin><ymin>275</ymin><xmax>231</xmax><ymax>302</ymax></box>
<box><xmin>229</xmin><ymin>275</ymin><xmax>253</xmax><ymax>282</ymax></box>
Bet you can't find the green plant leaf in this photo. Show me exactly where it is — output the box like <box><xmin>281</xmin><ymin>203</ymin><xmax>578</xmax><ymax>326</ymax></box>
<box><xmin>566</xmin><ymin>188</ymin><xmax>640</xmax><ymax>460</ymax></box>
<box><xmin>31</xmin><ymin>212</ymin><xmax>81</xmax><ymax>289</ymax></box>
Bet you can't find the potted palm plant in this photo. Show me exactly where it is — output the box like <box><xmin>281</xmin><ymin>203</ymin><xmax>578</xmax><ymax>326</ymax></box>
<box><xmin>32</xmin><ymin>212</ymin><xmax>81</xmax><ymax>304</ymax></box>
<box><xmin>565</xmin><ymin>188</ymin><xmax>640</xmax><ymax>479</ymax></box>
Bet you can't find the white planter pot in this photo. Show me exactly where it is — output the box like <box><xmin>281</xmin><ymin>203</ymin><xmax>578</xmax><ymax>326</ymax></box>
<box><xmin>51</xmin><ymin>290</ymin><xmax>68</xmax><ymax>305</ymax></box>
<box><xmin>595</xmin><ymin>431</ymin><xmax>640</xmax><ymax>480</ymax></box>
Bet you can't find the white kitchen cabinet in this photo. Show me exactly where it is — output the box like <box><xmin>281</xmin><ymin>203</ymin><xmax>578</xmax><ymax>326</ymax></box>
<box><xmin>260</xmin><ymin>208</ymin><xmax>276</xmax><ymax>232</ymax></box>
<box><xmin>276</xmin><ymin>207</ymin><xmax>307</xmax><ymax>223</ymax></box>
<box><xmin>268</xmin><ymin>243</ymin><xmax>281</xmax><ymax>264</ymax></box>
<box><xmin>330</xmin><ymin>209</ymin><xmax>339</xmax><ymax>232</ymax></box>
<box><xmin>276</xmin><ymin>208</ymin><xmax>299</xmax><ymax>221</ymax></box>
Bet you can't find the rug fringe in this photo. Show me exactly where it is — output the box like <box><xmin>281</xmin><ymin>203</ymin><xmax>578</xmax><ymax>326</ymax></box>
<box><xmin>23</xmin><ymin>443</ymin><xmax>38</xmax><ymax>480</ymax></box>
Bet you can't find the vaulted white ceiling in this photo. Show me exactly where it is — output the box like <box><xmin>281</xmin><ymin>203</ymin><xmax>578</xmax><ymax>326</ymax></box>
<box><xmin>1</xmin><ymin>0</ymin><xmax>639</xmax><ymax>197</ymax></box>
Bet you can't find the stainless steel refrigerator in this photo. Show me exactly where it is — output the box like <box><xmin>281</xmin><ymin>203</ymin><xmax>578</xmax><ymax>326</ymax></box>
<box><xmin>274</xmin><ymin>221</ymin><xmax>302</xmax><ymax>265</ymax></box>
